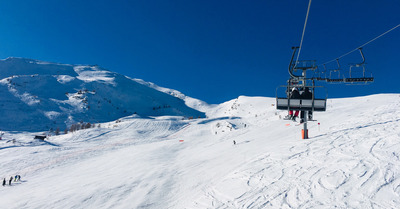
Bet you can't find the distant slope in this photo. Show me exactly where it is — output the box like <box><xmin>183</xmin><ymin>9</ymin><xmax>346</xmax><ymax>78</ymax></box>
<box><xmin>132</xmin><ymin>78</ymin><xmax>215</xmax><ymax>113</ymax></box>
<box><xmin>0</xmin><ymin>57</ymin><xmax>205</xmax><ymax>131</ymax></box>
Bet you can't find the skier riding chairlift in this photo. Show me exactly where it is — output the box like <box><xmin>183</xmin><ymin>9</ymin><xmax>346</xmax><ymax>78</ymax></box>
<box><xmin>284</xmin><ymin>87</ymin><xmax>300</xmax><ymax>121</ymax></box>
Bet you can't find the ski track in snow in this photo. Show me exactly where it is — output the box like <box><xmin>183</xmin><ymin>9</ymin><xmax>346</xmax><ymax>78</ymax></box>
<box><xmin>190</xmin><ymin>96</ymin><xmax>400</xmax><ymax>209</ymax></box>
<box><xmin>14</xmin><ymin>119</ymin><xmax>187</xmax><ymax>176</ymax></box>
<box><xmin>0</xmin><ymin>117</ymin><xmax>192</xmax><ymax>208</ymax></box>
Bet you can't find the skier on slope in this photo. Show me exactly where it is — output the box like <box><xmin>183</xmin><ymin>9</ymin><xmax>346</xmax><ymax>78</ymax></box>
<box><xmin>2</xmin><ymin>178</ymin><xmax>5</xmax><ymax>186</ymax></box>
<box><xmin>9</xmin><ymin>176</ymin><xmax>13</xmax><ymax>186</ymax></box>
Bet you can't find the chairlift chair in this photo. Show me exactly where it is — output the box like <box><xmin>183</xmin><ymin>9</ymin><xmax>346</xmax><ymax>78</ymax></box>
<box><xmin>277</xmin><ymin>47</ymin><xmax>327</xmax><ymax>113</ymax></box>
<box><xmin>313</xmin><ymin>66</ymin><xmax>328</xmax><ymax>81</ymax></box>
<box><xmin>276</xmin><ymin>81</ymin><xmax>327</xmax><ymax>112</ymax></box>
<box><xmin>344</xmin><ymin>48</ymin><xmax>374</xmax><ymax>84</ymax></box>
<box><xmin>326</xmin><ymin>59</ymin><xmax>345</xmax><ymax>83</ymax></box>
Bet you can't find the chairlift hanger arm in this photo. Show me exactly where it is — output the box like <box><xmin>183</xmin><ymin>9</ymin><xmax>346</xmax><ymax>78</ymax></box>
<box><xmin>288</xmin><ymin>47</ymin><xmax>301</xmax><ymax>78</ymax></box>
<box><xmin>358</xmin><ymin>48</ymin><xmax>366</xmax><ymax>66</ymax></box>
<box><xmin>336</xmin><ymin>59</ymin><xmax>341</xmax><ymax>69</ymax></box>
<box><xmin>349</xmin><ymin>48</ymin><xmax>366</xmax><ymax>68</ymax></box>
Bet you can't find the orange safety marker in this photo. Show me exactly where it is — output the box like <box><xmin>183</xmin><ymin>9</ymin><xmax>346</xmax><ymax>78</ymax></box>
<box><xmin>179</xmin><ymin>140</ymin><xmax>184</xmax><ymax>142</ymax></box>
<box><xmin>285</xmin><ymin>124</ymin><xmax>291</xmax><ymax>126</ymax></box>
<box><xmin>301</xmin><ymin>129</ymin><xmax>308</xmax><ymax>139</ymax></box>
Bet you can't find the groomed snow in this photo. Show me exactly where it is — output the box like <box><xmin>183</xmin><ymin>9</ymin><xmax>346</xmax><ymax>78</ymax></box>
<box><xmin>0</xmin><ymin>94</ymin><xmax>399</xmax><ymax>208</ymax></box>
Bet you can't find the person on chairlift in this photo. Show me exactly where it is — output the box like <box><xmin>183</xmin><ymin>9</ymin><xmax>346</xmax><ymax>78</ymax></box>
<box><xmin>300</xmin><ymin>87</ymin><xmax>313</xmax><ymax>123</ymax></box>
<box><xmin>285</xmin><ymin>87</ymin><xmax>300</xmax><ymax>121</ymax></box>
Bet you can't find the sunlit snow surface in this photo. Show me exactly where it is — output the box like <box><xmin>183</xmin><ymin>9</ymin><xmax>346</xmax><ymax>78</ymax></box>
<box><xmin>0</xmin><ymin>58</ymin><xmax>204</xmax><ymax>131</ymax></box>
<box><xmin>0</xmin><ymin>94</ymin><xmax>399</xmax><ymax>208</ymax></box>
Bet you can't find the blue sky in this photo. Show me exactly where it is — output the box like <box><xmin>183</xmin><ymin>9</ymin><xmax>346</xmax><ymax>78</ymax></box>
<box><xmin>0</xmin><ymin>0</ymin><xmax>399</xmax><ymax>104</ymax></box>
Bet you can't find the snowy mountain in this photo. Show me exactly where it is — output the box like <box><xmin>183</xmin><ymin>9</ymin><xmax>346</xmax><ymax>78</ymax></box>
<box><xmin>0</xmin><ymin>57</ymin><xmax>205</xmax><ymax>131</ymax></box>
<box><xmin>0</xmin><ymin>93</ymin><xmax>399</xmax><ymax>208</ymax></box>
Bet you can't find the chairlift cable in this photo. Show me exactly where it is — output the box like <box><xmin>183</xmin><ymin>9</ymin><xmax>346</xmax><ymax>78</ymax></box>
<box><xmin>294</xmin><ymin>0</ymin><xmax>312</xmax><ymax>68</ymax></box>
<box><xmin>319</xmin><ymin>23</ymin><xmax>400</xmax><ymax>66</ymax></box>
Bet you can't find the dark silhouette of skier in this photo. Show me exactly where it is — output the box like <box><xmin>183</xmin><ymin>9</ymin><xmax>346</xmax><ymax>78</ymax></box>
<box><xmin>300</xmin><ymin>87</ymin><xmax>313</xmax><ymax>123</ymax></box>
<box><xmin>233</xmin><ymin>140</ymin><xmax>236</xmax><ymax>145</ymax></box>
<box><xmin>284</xmin><ymin>87</ymin><xmax>301</xmax><ymax>121</ymax></box>
<box><xmin>2</xmin><ymin>178</ymin><xmax>5</xmax><ymax>186</ymax></box>
<box><xmin>9</xmin><ymin>176</ymin><xmax>13</xmax><ymax>185</ymax></box>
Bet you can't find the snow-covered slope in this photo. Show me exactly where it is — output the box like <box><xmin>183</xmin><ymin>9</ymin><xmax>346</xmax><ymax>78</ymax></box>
<box><xmin>0</xmin><ymin>57</ymin><xmax>205</xmax><ymax>131</ymax></box>
<box><xmin>0</xmin><ymin>94</ymin><xmax>399</xmax><ymax>208</ymax></box>
<box><xmin>132</xmin><ymin>78</ymin><xmax>215</xmax><ymax>113</ymax></box>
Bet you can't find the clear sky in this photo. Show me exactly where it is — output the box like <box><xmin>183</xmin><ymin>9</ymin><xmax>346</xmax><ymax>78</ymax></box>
<box><xmin>0</xmin><ymin>0</ymin><xmax>399</xmax><ymax>104</ymax></box>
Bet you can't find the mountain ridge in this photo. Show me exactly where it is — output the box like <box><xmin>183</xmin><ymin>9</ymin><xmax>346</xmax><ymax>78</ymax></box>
<box><xmin>0</xmin><ymin>57</ymin><xmax>205</xmax><ymax>131</ymax></box>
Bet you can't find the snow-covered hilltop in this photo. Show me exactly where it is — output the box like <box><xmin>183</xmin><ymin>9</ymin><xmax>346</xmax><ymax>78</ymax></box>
<box><xmin>0</xmin><ymin>57</ymin><xmax>205</xmax><ymax>131</ymax></box>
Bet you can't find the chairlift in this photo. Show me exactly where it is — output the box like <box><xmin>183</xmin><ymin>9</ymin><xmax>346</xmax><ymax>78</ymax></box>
<box><xmin>292</xmin><ymin>60</ymin><xmax>318</xmax><ymax>72</ymax></box>
<box><xmin>288</xmin><ymin>47</ymin><xmax>318</xmax><ymax>78</ymax></box>
<box><xmin>344</xmin><ymin>48</ymin><xmax>374</xmax><ymax>84</ymax></box>
<box><xmin>326</xmin><ymin>59</ymin><xmax>345</xmax><ymax>83</ymax></box>
<box><xmin>276</xmin><ymin>79</ymin><xmax>327</xmax><ymax>112</ymax></box>
<box><xmin>277</xmin><ymin>47</ymin><xmax>328</xmax><ymax>113</ymax></box>
<box><xmin>313</xmin><ymin>66</ymin><xmax>327</xmax><ymax>81</ymax></box>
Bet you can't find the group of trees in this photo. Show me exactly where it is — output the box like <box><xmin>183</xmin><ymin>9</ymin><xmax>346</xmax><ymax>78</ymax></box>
<box><xmin>153</xmin><ymin>105</ymin><xmax>171</xmax><ymax>111</ymax></box>
<box><xmin>51</xmin><ymin>122</ymin><xmax>99</xmax><ymax>135</ymax></box>
<box><xmin>68</xmin><ymin>122</ymin><xmax>97</xmax><ymax>133</ymax></box>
